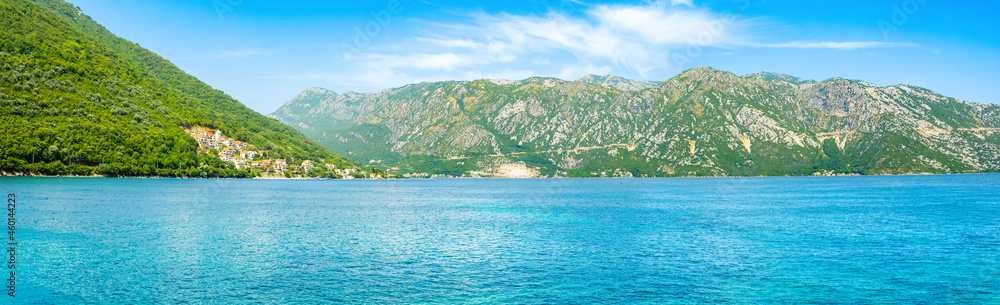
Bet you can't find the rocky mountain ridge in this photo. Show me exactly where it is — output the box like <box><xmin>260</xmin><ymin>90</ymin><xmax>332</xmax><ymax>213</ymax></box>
<box><xmin>271</xmin><ymin>67</ymin><xmax>1000</xmax><ymax>177</ymax></box>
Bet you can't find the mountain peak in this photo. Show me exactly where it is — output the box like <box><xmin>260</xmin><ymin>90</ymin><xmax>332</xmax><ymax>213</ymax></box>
<box><xmin>669</xmin><ymin>67</ymin><xmax>742</xmax><ymax>85</ymax></box>
<box><xmin>745</xmin><ymin>72</ymin><xmax>815</xmax><ymax>85</ymax></box>
<box><xmin>686</xmin><ymin>66</ymin><xmax>723</xmax><ymax>73</ymax></box>
<box><xmin>673</xmin><ymin>66</ymin><xmax>741</xmax><ymax>81</ymax></box>
<box><xmin>284</xmin><ymin>87</ymin><xmax>338</xmax><ymax>107</ymax></box>
<box><xmin>519</xmin><ymin>76</ymin><xmax>567</xmax><ymax>88</ymax></box>
<box><xmin>690</xmin><ymin>66</ymin><xmax>720</xmax><ymax>72</ymax></box>
<box><xmin>576</xmin><ymin>74</ymin><xmax>657</xmax><ymax>91</ymax></box>
<box><xmin>819</xmin><ymin>77</ymin><xmax>879</xmax><ymax>88</ymax></box>
<box><xmin>300</xmin><ymin>87</ymin><xmax>337</xmax><ymax>96</ymax></box>
<box><xmin>578</xmin><ymin>74</ymin><xmax>621</xmax><ymax>82</ymax></box>
<box><xmin>486</xmin><ymin>78</ymin><xmax>518</xmax><ymax>86</ymax></box>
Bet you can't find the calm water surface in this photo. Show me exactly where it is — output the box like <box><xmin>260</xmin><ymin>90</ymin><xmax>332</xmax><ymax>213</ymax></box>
<box><xmin>2</xmin><ymin>175</ymin><xmax>998</xmax><ymax>304</ymax></box>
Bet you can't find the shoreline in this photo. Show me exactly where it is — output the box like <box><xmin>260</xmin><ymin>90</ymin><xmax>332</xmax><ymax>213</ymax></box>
<box><xmin>0</xmin><ymin>172</ymin><xmax>335</xmax><ymax>180</ymax></box>
<box><xmin>2</xmin><ymin>172</ymin><xmax>996</xmax><ymax>180</ymax></box>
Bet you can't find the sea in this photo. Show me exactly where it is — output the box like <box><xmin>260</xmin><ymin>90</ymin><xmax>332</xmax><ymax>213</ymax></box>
<box><xmin>1</xmin><ymin>175</ymin><xmax>998</xmax><ymax>304</ymax></box>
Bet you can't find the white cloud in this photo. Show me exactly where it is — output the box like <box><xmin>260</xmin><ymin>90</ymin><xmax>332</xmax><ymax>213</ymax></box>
<box><xmin>590</xmin><ymin>6</ymin><xmax>736</xmax><ymax>45</ymax></box>
<box><xmin>412</xmin><ymin>6</ymin><xmax>748</xmax><ymax>76</ymax></box>
<box><xmin>415</xmin><ymin>38</ymin><xmax>484</xmax><ymax>49</ymax></box>
<box><xmin>671</xmin><ymin>0</ymin><xmax>694</xmax><ymax>7</ymax></box>
<box><xmin>749</xmin><ymin>41</ymin><xmax>919</xmax><ymax>49</ymax></box>
<box><xmin>361</xmin><ymin>53</ymin><xmax>473</xmax><ymax>70</ymax></box>
<box><xmin>337</xmin><ymin>2</ymin><xmax>920</xmax><ymax>91</ymax></box>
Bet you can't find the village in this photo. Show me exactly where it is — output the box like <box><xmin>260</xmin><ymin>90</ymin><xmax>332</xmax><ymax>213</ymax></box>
<box><xmin>183</xmin><ymin>127</ymin><xmax>360</xmax><ymax>178</ymax></box>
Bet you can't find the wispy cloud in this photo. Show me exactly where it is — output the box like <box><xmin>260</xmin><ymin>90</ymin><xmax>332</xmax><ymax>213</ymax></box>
<box><xmin>670</xmin><ymin>0</ymin><xmax>694</xmax><ymax>7</ymax></box>
<box><xmin>748</xmin><ymin>41</ymin><xmax>919</xmax><ymax>49</ymax></box>
<box><xmin>415</xmin><ymin>38</ymin><xmax>485</xmax><ymax>49</ymax></box>
<box><xmin>341</xmin><ymin>1</ymin><xmax>920</xmax><ymax>89</ymax></box>
<box><xmin>359</xmin><ymin>53</ymin><xmax>474</xmax><ymax>70</ymax></box>
<box><xmin>354</xmin><ymin>4</ymin><xmax>749</xmax><ymax>77</ymax></box>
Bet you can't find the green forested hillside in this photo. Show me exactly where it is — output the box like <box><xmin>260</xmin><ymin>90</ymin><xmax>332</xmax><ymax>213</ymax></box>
<box><xmin>0</xmin><ymin>0</ymin><xmax>357</xmax><ymax>177</ymax></box>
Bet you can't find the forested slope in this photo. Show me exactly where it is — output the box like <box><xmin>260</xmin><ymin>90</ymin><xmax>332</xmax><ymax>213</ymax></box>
<box><xmin>0</xmin><ymin>0</ymin><xmax>358</xmax><ymax>177</ymax></box>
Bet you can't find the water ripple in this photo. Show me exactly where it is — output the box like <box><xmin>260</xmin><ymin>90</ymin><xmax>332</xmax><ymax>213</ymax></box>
<box><xmin>2</xmin><ymin>175</ymin><xmax>998</xmax><ymax>303</ymax></box>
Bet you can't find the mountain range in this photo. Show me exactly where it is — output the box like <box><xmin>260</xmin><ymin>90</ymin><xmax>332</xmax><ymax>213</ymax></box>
<box><xmin>271</xmin><ymin>68</ymin><xmax>1000</xmax><ymax>178</ymax></box>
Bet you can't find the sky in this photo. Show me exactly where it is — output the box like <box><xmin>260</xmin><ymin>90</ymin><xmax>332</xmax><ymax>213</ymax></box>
<box><xmin>66</xmin><ymin>0</ymin><xmax>1000</xmax><ymax>114</ymax></box>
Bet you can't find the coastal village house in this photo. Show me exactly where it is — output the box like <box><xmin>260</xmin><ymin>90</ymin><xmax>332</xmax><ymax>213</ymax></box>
<box><xmin>184</xmin><ymin>127</ymin><xmax>312</xmax><ymax>175</ymax></box>
<box><xmin>183</xmin><ymin>126</ymin><xmax>370</xmax><ymax>178</ymax></box>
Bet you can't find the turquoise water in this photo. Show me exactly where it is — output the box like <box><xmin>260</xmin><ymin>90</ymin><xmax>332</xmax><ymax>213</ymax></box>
<box><xmin>2</xmin><ymin>175</ymin><xmax>999</xmax><ymax>304</ymax></box>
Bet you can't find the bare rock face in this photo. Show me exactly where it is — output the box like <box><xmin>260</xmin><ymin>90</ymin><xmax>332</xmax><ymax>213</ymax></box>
<box><xmin>272</xmin><ymin>67</ymin><xmax>1000</xmax><ymax>177</ymax></box>
<box><xmin>577</xmin><ymin>74</ymin><xmax>658</xmax><ymax>91</ymax></box>
<box><xmin>802</xmin><ymin>79</ymin><xmax>873</xmax><ymax>117</ymax></box>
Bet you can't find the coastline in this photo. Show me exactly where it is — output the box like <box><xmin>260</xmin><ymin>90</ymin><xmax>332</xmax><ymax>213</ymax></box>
<box><xmin>0</xmin><ymin>172</ymin><xmax>334</xmax><ymax>180</ymax></box>
<box><xmin>2</xmin><ymin>171</ymin><xmax>994</xmax><ymax>180</ymax></box>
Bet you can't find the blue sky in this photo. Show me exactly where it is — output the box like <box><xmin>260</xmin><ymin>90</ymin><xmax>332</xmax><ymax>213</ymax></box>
<box><xmin>67</xmin><ymin>0</ymin><xmax>999</xmax><ymax>114</ymax></box>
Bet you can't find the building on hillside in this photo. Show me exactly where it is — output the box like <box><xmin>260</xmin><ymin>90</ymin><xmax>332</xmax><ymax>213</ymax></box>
<box><xmin>193</xmin><ymin>134</ymin><xmax>211</xmax><ymax>147</ymax></box>
<box><xmin>253</xmin><ymin>159</ymin><xmax>273</xmax><ymax>171</ymax></box>
<box><xmin>185</xmin><ymin>126</ymin><xmax>298</xmax><ymax>173</ymax></box>
<box><xmin>335</xmin><ymin>168</ymin><xmax>358</xmax><ymax>176</ymax></box>
<box><xmin>232</xmin><ymin>155</ymin><xmax>249</xmax><ymax>169</ymax></box>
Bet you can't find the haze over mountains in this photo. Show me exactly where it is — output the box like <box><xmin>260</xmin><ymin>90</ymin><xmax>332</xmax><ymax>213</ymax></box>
<box><xmin>272</xmin><ymin>67</ymin><xmax>1000</xmax><ymax>177</ymax></box>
